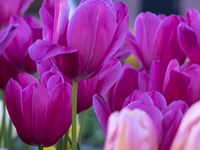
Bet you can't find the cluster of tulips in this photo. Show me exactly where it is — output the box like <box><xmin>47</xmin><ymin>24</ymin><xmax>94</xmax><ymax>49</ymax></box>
<box><xmin>1</xmin><ymin>0</ymin><xmax>200</xmax><ymax>150</ymax></box>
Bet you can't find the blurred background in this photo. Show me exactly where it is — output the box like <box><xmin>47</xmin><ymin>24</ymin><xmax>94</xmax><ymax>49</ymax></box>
<box><xmin>28</xmin><ymin>0</ymin><xmax>200</xmax><ymax>26</ymax></box>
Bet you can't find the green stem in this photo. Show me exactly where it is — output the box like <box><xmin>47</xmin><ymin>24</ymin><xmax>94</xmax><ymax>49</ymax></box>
<box><xmin>78</xmin><ymin>111</ymin><xmax>87</xmax><ymax>143</ymax></box>
<box><xmin>0</xmin><ymin>99</ymin><xmax>6</xmax><ymax>147</ymax></box>
<box><xmin>72</xmin><ymin>80</ymin><xmax>78</xmax><ymax>150</ymax></box>
<box><xmin>25</xmin><ymin>144</ymin><xmax>30</xmax><ymax>150</ymax></box>
<box><xmin>38</xmin><ymin>146</ymin><xmax>43</xmax><ymax>150</ymax></box>
<box><xmin>63</xmin><ymin>132</ymin><xmax>68</xmax><ymax>150</ymax></box>
<box><xmin>7</xmin><ymin>119</ymin><xmax>12</xmax><ymax>149</ymax></box>
<box><xmin>56</xmin><ymin>137</ymin><xmax>63</xmax><ymax>150</ymax></box>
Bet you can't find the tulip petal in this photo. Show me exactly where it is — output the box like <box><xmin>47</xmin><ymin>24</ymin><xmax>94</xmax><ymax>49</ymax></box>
<box><xmin>104</xmin><ymin>2</ymin><xmax>129</xmax><ymax>60</ymax></box>
<box><xmin>187</xmin><ymin>9</ymin><xmax>200</xmax><ymax>40</ymax></box>
<box><xmin>134</xmin><ymin>12</ymin><xmax>161</xmax><ymax>68</ymax></box>
<box><xmin>170</xmin><ymin>101</ymin><xmax>200</xmax><ymax>150</ymax></box>
<box><xmin>18</xmin><ymin>73</ymin><xmax>38</xmax><ymax>88</ymax></box>
<box><xmin>97</xmin><ymin>59</ymin><xmax>122</xmax><ymax>95</ymax></box>
<box><xmin>46</xmin><ymin>82</ymin><xmax>72</xmax><ymax>146</ymax></box>
<box><xmin>147</xmin><ymin>91</ymin><xmax>167</xmax><ymax>111</ymax></box>
<box><xmin>109</xmin><ymin>64</ymin><xmax>138</xmax><ymax>111</ymax></box>
<box><xmin>153</xmin><ymin>15</ymin><xmax>185</xmax><ymax>67</ymax></box>
<box><xmin>29</xmin><ymin>39</ymin><xmax>78</xmax><ymax>62</ymax></box>
<box><xmin>40</xmin><ymin>0</ymin><xmax>69</xmax><ymax>45</ymax></box>
<box><xmin>104</xmin><ymin>109</ymin><xmax>158</xmax><ymax>150</ymax></box>
<box><xmin>178</xmin><ymin>23</ymin><xmax>200</xmax><ymax>63</ymax></box>
<box><xmin>93</xmin><ymin>94</ymin><xmax>112</xmax><ymax>134</ymax></box>
<box><xmin>67</xmin><ymin>0</ymin><xmax>117</xmax><ymax>76</ymax></box>
<box><xmin>0</xmin><ymin>25</ymin><xmax>17</xmax><ymax>54</ymax></box>
<box><xmin>77</xmin><ymin>77</ymin><xmax>98</xmax><ymax>113</ymax></box>
<box><xmin>149</xmin><ymin>60</ymin><xmax>165</xmax><ymax>92</ymax></box>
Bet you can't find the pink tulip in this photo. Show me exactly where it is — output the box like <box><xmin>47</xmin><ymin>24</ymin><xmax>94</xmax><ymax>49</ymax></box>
<box><xmin>104</xmin><ymin>109</ymin><xmax>158</xmax><ymax>150</ymax></box>
<box><xmin>170</xmin><ymin>101</ymin><xmax>200</xmax><ymax>150</ymax></box>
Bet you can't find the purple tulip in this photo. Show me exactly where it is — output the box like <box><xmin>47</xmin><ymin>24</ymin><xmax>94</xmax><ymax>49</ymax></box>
<box><xmin>178</xmin><ymin>9</ymin><xmax>200</xmax><ymax>64</ymax></box>
<box><xmin>163</xmin><ymin>59</ymin><xmax>200</xmax><ymax>106</ymax></box>
<box><xmin>77</xmin><ymin>59</ymin><xmax>122</xmax><ymax>113</ymax></box>
<box><xmin>105</xmin><ymin>64</ymin><xmax>138</xmax><ymax>111</ymax></box>
<box><xmin>138</xmin><ymin>60</ymin><xmax>165</xmax><ymax>92</ymax></box>
<box><xmin>5</xmin><ymin>71</ymin><xmax>72</xmax><ymax>146</ymax></box>
<box><xmin>3</xmin><ymin>16</ymin><xmax>42</xmax><ymax>72</ymax></box>
<box><xmin>93</xmin><ymin>90</ymin><xmax>166</xmax><ymax>137</ymax></box>
<box><xmin>29</xmin><ymin>0</ymin><xmax>129</xmax><ymax>80</ymax></box>
<box><xmin>139</xmin><ymin>59</ymin><xmax>200</xmax><ymax>106</ymax></box>
<box><xmin>160</xmin><ymin>100</ymin><xmax>188</xmax><ymax>150</ymax></box>
<box><xmin>0</xmin><ymin>0</ymin><xmax>33</xmax><ymax>27</ymax></box>
<box><xmin>127</xmin><ymin>12</ymin><xmax>186</xmax><ymax>71</ymax></box>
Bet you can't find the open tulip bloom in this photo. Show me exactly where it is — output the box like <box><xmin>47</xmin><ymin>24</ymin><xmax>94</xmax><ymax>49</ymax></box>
<box><xmin>2</xmin><ymin>0</ymin><xmax>200</xmax><ymax>149</ymax></box>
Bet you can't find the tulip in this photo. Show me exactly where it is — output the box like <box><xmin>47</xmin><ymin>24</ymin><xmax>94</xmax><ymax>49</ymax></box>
<box><xmin>104</xmin><ymin>109</ymin><xmax>158</xmax><ymax>150</ymax></box>
<box><xmin>160</xmin><ymin>100</ymin><xmax>188</xmax><ymax>150</ymax></box>
<box><xmin>105</xmin><ymin>64</ymin><xmax>138</xmax><ymax>111</ymax></box>
<box><xmin>163</xmin><ymin>59</ymin><xmax>200</xmax><ymax>106</ymax></box>
<box><xmin>178</xmin><ymin>9</ymin><xmax>200</xmax><ymax>64</ymax></box>
<box><xmin>127</xmin><ymin>12</ymin><xmax>186</xmax><ymax>71</ymax></box>
<box><xmin>5</xmin><ymin>71</ymin><xmax>72</xmax><ymax>147</ymax></box>
<box><xmin>0</xmin><ymin>0</ymin><xmax>33</xmax><ymax>27</ymax></box>
<box><xmin>3</xmin><ymin>16</ymin><xmax>42</xmax><ymax>72</ymax></box>
<box><xmin>170</xmin><ymin>101</ymin><xmax>200</xmax><ymax>150</ymax></box>
<box><xmin>77</xmin><ymin>59</ymin><xmax>122</xmax><ymax>113</ymax></box>
<box><xmin>138</xmin><ymin>60</ymin><xmax>165</xmax><ymax>92</ymax></box>
<box><xmin>93</xmin><ymin>89</ymin><xmax>166</xmax><ymax>136</ymax></box>
<box><xmin>29</xmin><ymin>0</ymin><xmax>129</xmax><ymax>80</ymax></box>
<box><xmin>140</xmin><ymin>59</ymin><xmax>200</xmax><ymax>106</ymax></box>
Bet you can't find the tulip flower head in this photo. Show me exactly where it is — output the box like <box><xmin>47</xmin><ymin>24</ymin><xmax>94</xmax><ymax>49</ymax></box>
<box><xmin>104</xmin><ymin>109</ymin><xmax>158</xmax><ymax>150</ymax></box>
<box><xmin>5</xmin><ymin>71</ymin><xmax>72</xmax><ymax>147</ymax></box>
<box><xmin>29</xmin><ymin>0</ymin><xmax>129</xmax><ymax>80</ymax></box>
<box><xmin>170</xmin><ymin>101</ymin><xmax>200</xmax><ymax>150</ymax></box>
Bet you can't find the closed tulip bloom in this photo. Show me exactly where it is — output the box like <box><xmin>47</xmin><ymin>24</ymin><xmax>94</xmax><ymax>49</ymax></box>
<box><xmin>104</xmin><ymin>109</ymin><xmax>158</xmax><ymax>150</ymax></box>
<box><xmin>29</xmin><ymin>0</ymin><xmax>129</xmax><ymax>80</ymax></box>
<box><xmin>178</xmin><ymin>9</ymin><xmax>200</xmax><ymax>64</ymax></box>
<box><xmin>127</xmin><ymin>12</ymin><xmax>186</xmax><ymax>71</ymax></box>
<box><xmin>5</xmin><ymin>71</ymin><xmax>72</xmax><ymax>147</ymax></box>
<box><xmin>163</xmin><ymin>59</ymin><xmax>200</xmax><ymax>106</ymax></box>
<box><xmin>161</xmin><ymin>100</ymin><xmax>188</xmax><ymax>150</ymax></box>
<box><xmin>170</xmin><ymin>101</ymin><xmax>200</xmax><ymax>150</ymax></box>
<box><xmin>0</xmin><ymin>0</ymin><xmax>33</xmax><ymax>27</ymax></box>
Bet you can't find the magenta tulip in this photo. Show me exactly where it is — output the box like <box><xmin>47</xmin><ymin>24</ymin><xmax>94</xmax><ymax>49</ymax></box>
<box><xmin>127</xmin><ymin>12</ymin><xmax>186</xmax><ymax>71</ymax></box>
<box><xmin>5</xmin><ymin>71</ymin><xmax>72</xmax><ymax>146</ymax></box>
<box><xmin>160</xmin><ymin>100</ymin><xmax>188</xmax><ymax>150</ymax></box>
<box><xmin>178</xmin><ymin>9</ymin><xmax>200</xmax><ymax>64</ymax></box>
<box><xmin>3</xmin><ymin>16</ymin><xmax>42</xmax><ymax>72</ymax></box>
<box><xmin>29</xmin><ymin>0</ymin><xmax>129</xmax><ymax>80</ymax></box>
<box><xmin>163</xmin><ymin>59</ymin><xmax>200</xmax><ymax>106</ymax></box>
